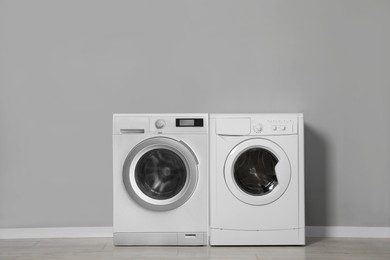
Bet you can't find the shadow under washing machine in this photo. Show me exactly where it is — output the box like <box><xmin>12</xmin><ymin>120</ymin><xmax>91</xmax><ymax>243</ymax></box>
<box><xmin>209</xmin><ymin>114</ymin><xmax>305</xmax><ymax>245</ymax></box>
<box><xmin>113</xmin><ymin>114</ymin><xmax>208</xmax><ymax>246</ymax></box>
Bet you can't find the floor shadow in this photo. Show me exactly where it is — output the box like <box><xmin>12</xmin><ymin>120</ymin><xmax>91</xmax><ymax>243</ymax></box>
<box><xmin>304</xmin><ymin>124</ymin><xmax>329</xmax><ymax>243</ymax></box>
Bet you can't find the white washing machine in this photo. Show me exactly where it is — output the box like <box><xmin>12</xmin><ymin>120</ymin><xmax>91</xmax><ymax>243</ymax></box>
<box><xmin>209</xmin><ymin>114</ymin><xmax>305</xmax><ymax>245</ymax></box>
<box><xmin>113</xmin><ymin>114</ymin><xmax>208</xmax><ymax>246</ymax></box>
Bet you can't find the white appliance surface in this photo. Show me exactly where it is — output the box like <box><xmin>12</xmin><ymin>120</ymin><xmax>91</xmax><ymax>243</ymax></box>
<box><xmin>113</xmin><ymin>114</ymin><xmax>208</xmax><ymax>246</ymax></box>
<box><xmin>209</xmin><ymin>113</ymin><xmax>305</xmax><ymax>245</ymax></box>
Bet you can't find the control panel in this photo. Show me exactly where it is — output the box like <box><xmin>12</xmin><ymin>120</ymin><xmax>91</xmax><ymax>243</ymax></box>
<box><xmin>113</xmin><ymin>114</ymin><xmax>208</xmax><ymax>135</ymax></box>
<box><xmin>251</xmin><ymin>118</ymin><xmax>296</xmax><ymax>135</ymax></box>
<box><xmin>150</xmin><ymin>116</ymin><xmax>207</xmax><ymax>134</ymax></box>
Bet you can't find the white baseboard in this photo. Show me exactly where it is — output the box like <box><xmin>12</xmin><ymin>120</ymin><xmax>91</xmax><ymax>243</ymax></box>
<box><xmin>1</xmin><ymin>226</ymin><xmax>389</xmax><ymax>239</ymax></box>
<box><xmin>306</xmin><ymin>226</ymin><xmax>390</xmax><ymax>238</ymax></box>
<box><xmin>0</xmin><ymin>227</ymin><xmax>112</xmax><ymax>239</ymax></box>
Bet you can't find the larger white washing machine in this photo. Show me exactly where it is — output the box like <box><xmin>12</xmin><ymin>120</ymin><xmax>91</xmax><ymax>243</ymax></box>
<box><xmin>209</xmin><ymin>114</ymin><xmax>305</xmax><ymax>245</ymax></box>
<box><xmin>113</xmin><ymin>114</ymin><xmax>208</xmax><ymax>246</ymax></box>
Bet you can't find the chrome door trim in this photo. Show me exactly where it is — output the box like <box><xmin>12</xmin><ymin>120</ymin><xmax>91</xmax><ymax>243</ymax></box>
<box><xmin>123</xmin><ymin>137</ymin><xmax>198</xmax><ymax>211</ymax></box>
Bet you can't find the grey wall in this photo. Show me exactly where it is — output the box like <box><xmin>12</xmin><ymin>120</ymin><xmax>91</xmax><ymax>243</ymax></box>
<box><xmin>1</xmin><ymin>0</ymin><xmax>389</xmax><ymax>228</ymax></box>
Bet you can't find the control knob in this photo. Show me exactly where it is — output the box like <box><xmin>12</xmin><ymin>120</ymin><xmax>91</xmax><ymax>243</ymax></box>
<box><xmin>253</xmin><ymin>123</ymin><xmax>263</xmax><ymax>133</ymax></box>
<box><xmin>155</xmin><ymin>119</ymin><xmax>166</xmax><ymax>129</ymax></box>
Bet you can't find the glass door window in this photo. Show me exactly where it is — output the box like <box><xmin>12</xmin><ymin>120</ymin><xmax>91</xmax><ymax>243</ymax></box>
<box><xmin>234</xmin><ymin>148</ymin><xmax>279</xmax><ymax>196</ymax></box>
<box><xmin>123</xmin><ymin>137</ymin><xmax>198</xmax><ymax>211</ymax></box>
<box><xmin>135</xmin><ymin>149</ymin><xmax>187</xmax><ymax>200</ymax></box>
<box><xmin>224</xmin><ymin>138</ymin><xmax>291</xmax><ymax>206</ymax></box>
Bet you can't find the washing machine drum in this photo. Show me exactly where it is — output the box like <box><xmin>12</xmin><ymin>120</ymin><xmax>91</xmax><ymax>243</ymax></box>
<box><xmin>234</xmin><ymin>148</ymin><xmax>279</xmax><ymax>196</ymax></box>
<box><xmin>123</xmin><ymin>137</ymin><xmax>198</xmax><ymax>211</ymax></box>
<box><xmin>224</xmin><ymin>138</ymin><xmax>291</xmax><ymax>206</ymax></box>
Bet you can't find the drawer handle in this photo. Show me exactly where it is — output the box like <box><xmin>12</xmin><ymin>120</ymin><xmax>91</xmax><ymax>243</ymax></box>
<box><xmin>120</xmin><ymin>129</ymin><xmax>144</xmax><ymax>134</ymax></box>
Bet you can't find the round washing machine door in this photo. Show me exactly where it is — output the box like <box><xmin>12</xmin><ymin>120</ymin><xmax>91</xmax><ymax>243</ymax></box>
<box><xmin>123</xmin><ymin>137</ymin><xmax>198</xmax><ymax>211</ymax></box>
<box><xmin>224</xmin><ymin>138</ymin><xmax>291</xmax><ymax>205</ymax></box>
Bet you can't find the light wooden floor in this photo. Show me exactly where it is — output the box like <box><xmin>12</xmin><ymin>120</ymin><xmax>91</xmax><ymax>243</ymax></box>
<box><xmin>0</xmin><ymin>237</ymin><xmax>389</xmax><ymax>260</ymax></box>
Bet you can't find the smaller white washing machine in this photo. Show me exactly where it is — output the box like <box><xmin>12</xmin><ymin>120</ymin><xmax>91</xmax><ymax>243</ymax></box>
<box><xmin>209</xmin><ymin>114</ymin><xmax>305</xmax><ymax>245</ymax></box>
<box><xmin>113</xmin><ymin>114</ymin><xmax>208</xmax><ymax>246</ymax></box>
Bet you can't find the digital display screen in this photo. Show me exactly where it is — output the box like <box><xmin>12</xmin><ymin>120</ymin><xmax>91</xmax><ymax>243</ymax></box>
<box><xmin>179</xmin><ymin>119</ymin><xmax>194</xmax><ymax>126</ymax></box>
<box><xmin>176</xmin><ymin>118</ymin><xmax>204</xmax><ymax>127</ymax></box>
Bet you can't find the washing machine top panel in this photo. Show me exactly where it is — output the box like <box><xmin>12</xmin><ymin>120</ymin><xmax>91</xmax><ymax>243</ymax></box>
<box><xmin>113</xmin><ymin>114</ymin><xmax>208</xmax><ymax>135</ymax></box>
<box><xmin>212</xmin><ymin>113</ymin><xmax>302</xmax><ymax>136</ymax></box>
